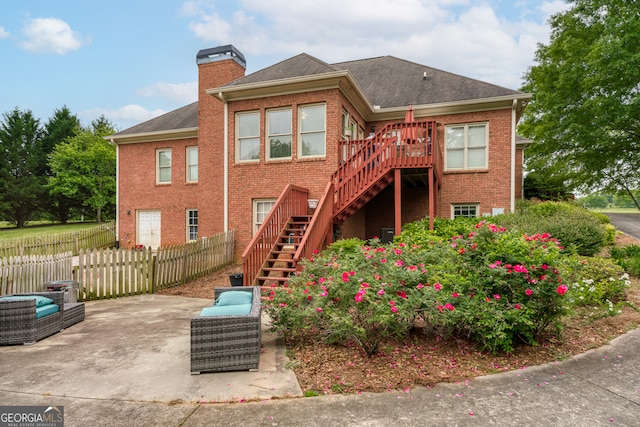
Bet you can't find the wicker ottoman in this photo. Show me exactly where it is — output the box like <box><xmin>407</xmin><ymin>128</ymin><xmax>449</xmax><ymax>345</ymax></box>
<box><xmin>63</xmin><ymin>303</ymin><xmax>85</xmax><ymax>329</ymax></box>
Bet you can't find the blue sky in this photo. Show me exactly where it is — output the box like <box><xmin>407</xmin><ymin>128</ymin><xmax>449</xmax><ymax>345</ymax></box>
<box><xmin>0</xmin><ymin>0</ymin><xmax>568</xmax><ymax>131</ymax></box>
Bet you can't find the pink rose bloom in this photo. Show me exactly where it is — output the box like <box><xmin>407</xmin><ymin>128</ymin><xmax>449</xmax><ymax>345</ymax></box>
<box><xmin>525</xmin><ymin>289</ymin><xmax>533</xmax><ymax>296</ymax></box>
<box><xmin>557</xmin><ymin>285</ymin><xmax>568</xmax><ymax>295</ymax></box>
<box><xmin>434</xmin><ymin>283</ymin><xmax>442</xmax><ymax>291</ymax></box>
<box><xmin>316</xmin><ymin>307</ymin><xmax>323</xmax><ymax>313</ymax></box>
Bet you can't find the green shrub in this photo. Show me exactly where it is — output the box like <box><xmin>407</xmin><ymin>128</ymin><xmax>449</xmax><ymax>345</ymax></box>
<box><xmin>609</xmin><ymin>245</ymin><xmax>640</xmax><ymax>277</ymax></box>
<box><xmin>559</xmin><ymin>256</ymin><xmax>629</xmax><ymax>307</ymax></box>
<box><xmin>398</xmin><ymin>216</ymin><xmax>478</xmax><ymax>246</ymax></box>
<box><xmin>495</xmin><ymin>201</ymin><xmax>608</xmax><ymax>256</ymax></box>
<box><xmin>265</xmin><ymin>221</ymin><xmax>570</xmax><ymax>356</ymax></box>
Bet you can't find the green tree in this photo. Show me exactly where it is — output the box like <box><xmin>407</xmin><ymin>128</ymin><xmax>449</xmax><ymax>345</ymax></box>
<box><xmin>580</xmin><ymin>194</ymin><xmax>608</xmax><ymax>209</ymax></box>
<box><xmin>0</xmin><ymin>108</ymin><xmax>46</xmax><ymax>227</ymax></box>
<box><xmin>523</xmin><ymin>170</ymin><xmax>571</xmax><ymax>200</ymax></box>
<box><xmin>48</xmin><ymin>119</ymin><xmax>116</xmax><ymax>223</ymax></box>
<box><xmin>520</xmin><ymin>0</ymin><xmax>640</xmax><ymax>211</ymax></box>
<box><xmin>42</xmin><ymin>107</ymin><xmax>82</xmax><ymax>223</ymax></box>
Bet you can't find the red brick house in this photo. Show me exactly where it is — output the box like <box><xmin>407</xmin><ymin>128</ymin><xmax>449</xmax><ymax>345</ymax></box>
<box><xmin>110</xmin><ymin>45</ymin><xmax>530</xmax><ymax>286</ymax></box>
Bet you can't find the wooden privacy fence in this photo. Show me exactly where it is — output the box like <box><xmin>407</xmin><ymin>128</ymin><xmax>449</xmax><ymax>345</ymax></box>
<box><xmin>76</xmin><ymin>247</ymin><xmax>154</xmax><ymax>300</ymax></box>
<box><xmin>155</xmin><ymin>230</ymin><xmax>236</xmax><ymax>291</ymax></box>
<box><xmin>0</xmin><ymin>252</ymin><xmax>73</xmax><ymax>296</ymax></box>
<box><xmin>0</xmin><ymin>222</ymin><xmax>116</xmax><ymax>257</ymax></box>
<box><xmin>0</xmin><ymin>230</ymin><xmax>236</xmax><ymax>300</ymax></box>
<box><xmin>76</xmin><ymin>230</ymin><xmax>236</xmax><ymax>300</ymax></box>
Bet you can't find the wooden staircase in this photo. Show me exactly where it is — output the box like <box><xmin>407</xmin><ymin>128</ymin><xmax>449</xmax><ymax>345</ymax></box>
<box><xmin>242</xmin><ymin>120</ymin><xmax>441</xmax><ymax>286</ymax></box>
<box><xmin>254</xmin><ymin>216</ymin><xmax>311</xmax><ymax>286</ymax></box>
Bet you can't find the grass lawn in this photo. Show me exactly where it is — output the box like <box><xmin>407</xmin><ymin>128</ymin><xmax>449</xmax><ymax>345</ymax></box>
<box><xmin>0</xmin><ymin>222</ymin><xmax>100</xmax><ymax>240</ymax></box>
<box><xmin>593</xmin><ymin>208</ymin><xmax>640</xmax><ymax>214</ymax></box>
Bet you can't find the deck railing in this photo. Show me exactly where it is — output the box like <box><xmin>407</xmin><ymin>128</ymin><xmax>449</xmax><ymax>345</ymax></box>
<box><xmin>334</xmin><ymin>121</ymin><xmax>436</xmax><ymax>216</ymax></box>
<box><xmin>293</xmin><ymin>181</ymin><xmax>334</xmax><ymax>270</ymax></box>
<box><xmin>242</xmin><ymin>184</ymin><xmax>309</xmax><ymax>286</ymax></box>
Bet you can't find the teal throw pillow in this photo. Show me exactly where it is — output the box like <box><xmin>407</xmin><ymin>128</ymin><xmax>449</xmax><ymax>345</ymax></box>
<box><xmin>0</xmin><ymin>295</ymin><xmax>54</xmax><ymax>307</ymax></box>
<box><xmin>215</xmin><ymin>290</ymin><xmax>253</xmax><ymax>306</ymax></box>
<box><xmin>200</xmin><ymin>303</ymin><xmax>252</xmax><ymax>316</ymax></box>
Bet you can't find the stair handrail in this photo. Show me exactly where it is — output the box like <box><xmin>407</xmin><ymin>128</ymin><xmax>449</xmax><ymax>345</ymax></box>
<box><xmin>293</xmin><ymin>180</ymin><xmax>335</xmax><ymax>270</ymax></box>
<box><xmin>242</xmin><ymin>184</ymin><xmax>309</xmax><ymax>286</ymax></box>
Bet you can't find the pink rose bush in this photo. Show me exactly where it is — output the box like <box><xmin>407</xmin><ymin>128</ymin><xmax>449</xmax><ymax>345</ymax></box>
<box><xmin>265</xmin><ymin>221</ymin><xmax>569</xmax><ymax>356</ymax></box>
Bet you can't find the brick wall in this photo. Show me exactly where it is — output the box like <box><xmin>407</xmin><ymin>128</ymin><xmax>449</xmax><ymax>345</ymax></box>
<box><xmin>227</xmin><ymin>89</ymin><xmax>347</xmax><ymax>259</ymax></box>
<box><xmin>117</xmin><ymin>137</ymin><xmax>199</xmax><ymax>247</ymax></box>
<box><xmin>197</xmin><ymin>57</ymin><xmax>247</xmax><ymax>239</ymax></box>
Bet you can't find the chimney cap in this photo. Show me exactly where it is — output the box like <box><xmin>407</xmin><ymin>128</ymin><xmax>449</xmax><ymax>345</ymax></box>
<box><xmin>196</xmin><ymin>45</ymin><xmax>246</xmax><ymax>68</ymax></box>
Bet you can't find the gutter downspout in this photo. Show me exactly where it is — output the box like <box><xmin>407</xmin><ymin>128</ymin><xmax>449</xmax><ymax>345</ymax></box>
<box><xmin>112</xmin><ymin>139</ymin><xmax>120</xmax><ymax>243</ymax></box>
<box><xmin>511</xmin><ymin>99</ymin><xmax>517</xmax><ymax>213</ymax></box>
<box><xmin>220</xmin><ymin>92</ymin><xmax>229</xmax><ymax>232</ymax></box>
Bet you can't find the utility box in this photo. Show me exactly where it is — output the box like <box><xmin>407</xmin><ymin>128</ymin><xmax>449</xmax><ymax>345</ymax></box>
<box><xmin>44</xmin><ymin>280</ymin><xmax>79</xmax><ymax>303</ymax></box>
<box><xmin>380</xmin><ymin>228</ymin><xmax>395</xmax><ymax>244</ymax></box>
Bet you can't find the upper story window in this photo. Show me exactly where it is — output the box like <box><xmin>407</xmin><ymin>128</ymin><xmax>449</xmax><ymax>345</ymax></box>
<box><xmin>445</xmin><ymin>123</ymin><xmax>488</xmax><ymax>170</ymax></box>
<box><xmin>237</xmin><ymin>111</ymin><xmax>260</xmax><ymax>162</ymax></box>
<box><xmin>299</xmin><ymin>104</ymin><xmax>326</xmax><ymax>158</ymax></box>
<box><xmin>156</xmin><ymin>148</ymin><xmax>172</xmax><ymax>184</ymax></box>
<box><xmin>186</xmin><ymin>146</ymin><xmax>198</xmax><ymax>182</ymax></box>
<box><xmin>267</xmin><ymin>108</ymin><xmax>292</xmax><ymax>160</ymax></box>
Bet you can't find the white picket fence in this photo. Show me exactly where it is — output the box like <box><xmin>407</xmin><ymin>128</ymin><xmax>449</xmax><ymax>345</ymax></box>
<box><xmin>0</xmin><ymin>252</ymin><xmax>73</xmax><ymax>295</ymax></box>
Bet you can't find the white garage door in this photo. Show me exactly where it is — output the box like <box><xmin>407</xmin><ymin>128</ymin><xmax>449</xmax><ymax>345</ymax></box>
<box><xmin>137</xmin><ymin>210</ymin><xmax>161</xmax><ymax>249</ymax></box>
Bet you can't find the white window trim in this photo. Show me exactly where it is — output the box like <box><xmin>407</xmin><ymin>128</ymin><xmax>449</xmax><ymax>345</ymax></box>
<box><xmin>156</xmin><ymin>148</ymin><xmax>172</xmax><ymax>184</ymax></box>
<box><xmin>451</xmin><ymin>204</ymin><xmax>479</xmax><ymax>219</ymax></box>
<box><xmin>186</xmin><ymin>209</ymin><xmax>198</xmax><ymax>241</ymax></box>
<box><xmin>253</xmin><ymin>198</ymin><xmax>276</xmax><ymax>234</ymax></box>
<box><xmin>236</xmin><ymin>111</ymin><xmax>260</xmax><ymax>163</ymax></box>
<box><xmin>298</xmin><ymin>103</ymin><xmax>326</xmax><ymax>159</ymax></box>
<box><xmin>444</xmin><ymin>122</ymin><xmax>489</xmax><ymax>171</ymax></box>
<box><xmin>186</xmin><ymin>146</ymin><xmax>198</xmax><ymax>183</ymax></box>
<box><xmin>266</xmin><ymin>108</ymin><xmax>292</xmax><ymax>161</ymax></box>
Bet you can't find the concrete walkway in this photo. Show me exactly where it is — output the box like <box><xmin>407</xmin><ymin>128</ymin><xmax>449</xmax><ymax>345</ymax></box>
<box><xmin>1</xmin><ymin>294</ymin><xmax>640</xmax><ymax>426</ymax></box>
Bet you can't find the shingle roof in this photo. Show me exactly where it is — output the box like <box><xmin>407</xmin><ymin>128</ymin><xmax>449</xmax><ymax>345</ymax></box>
<box><xmin>113</xmin><ymin>101</ymin><xmax>198</xmax><ymax>136</ymax></box>
<box><xmin>226</xmin><ymin>53</ymin><xmax>337</xmax><ymax>85</ymax></box>
<box><xmin>333</xmin><ymin>56</ymin><xmax>521</xmax><ymax>107</ymax></box>
<box><xmin>114</xmin><ymin>53</ymin><xmax>523</xmax><ymax>137</ymax></box>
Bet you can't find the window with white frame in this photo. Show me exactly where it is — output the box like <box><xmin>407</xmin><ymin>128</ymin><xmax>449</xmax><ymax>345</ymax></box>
<box><xmin>452</xmin><ymin>204</ymin><xmax>478</xmax><ymax>219</ymax></box>
<box><xmin>267</xmin><ymin>108</ymin><xmax>292</xmax><ymax>160</ymax></box>
<box><xmin>445</xmin><ymin>123</ymin><xmax>488</xmax><ymax>170</ymax></box>
<box><xmin>299</xmin><ymin>104</ymin><xmax>326</xmax><ymax>158</ymax></box>
<box><xmin>253</xmin><ymin>199</ymin><xmax>276</xmax><ymax>234</ymax></box>
<box><xmin>237</xmin><ymin>111</ymin><xmax>260</xmax><ymax>162</ymax></box>
<box><xmin>186</xmin><ymin>146</ymin><xmax>198</xmax><ymax>182</ymax></box>
<box><xmin>187</xmin><ymin>209</ymin><xmax>198</xmax><ymax>241</ymax></box>
<box><xmin>156</xmin><ymin>148</ymin><xmax>172</xmax><ymax>183</ymax></box>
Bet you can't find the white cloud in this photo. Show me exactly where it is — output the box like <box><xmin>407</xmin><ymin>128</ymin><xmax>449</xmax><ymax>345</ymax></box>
<box><xmin>183</xmin><ymin>0</ymin><xmax>566</xmax><ymax>89</ymax></box>
<box><xmin>20</xmin><ymin>17</ymin><xmax>89</xmax><ymax>54</ymax></box>
<box><xmin>0</xmin><ymin>26</ymin><xmax>9</xmax><ymax>39</ymax></box>
<box><xmin>136</xmin><ymin>82</ymin><xmax>198</xmax><ymax>104</ymax></box>
<box><xmin>81</xmin><ymin>104</ymin><xmax>166</xmax><ymax>130</ymax></box>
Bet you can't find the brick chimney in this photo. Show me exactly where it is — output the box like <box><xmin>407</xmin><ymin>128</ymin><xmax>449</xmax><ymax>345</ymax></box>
<box><xmin>196</xmin><ymin>45</ymin><xmax>246</xmax><ymax>237</ymax></box>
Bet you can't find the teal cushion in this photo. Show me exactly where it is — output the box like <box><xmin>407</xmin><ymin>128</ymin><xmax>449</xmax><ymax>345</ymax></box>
<box><xmin>200</xmin><ymin>303</ymin><xmax>252</xmax><ymax>317</ymax></box>
<box><xmin>215</xmin><ymin>291</ymin><xmax>253</xmax><ymax>306</ymax></box>
<box><xmin>35</xmin><ymin>304</ymin><xmax>59</xmax><ymax>319</ymax></box>
<box><xmin>0</xmin><ymin>295</ymin><xmax>54</xmax><ymax>307</ymax></box>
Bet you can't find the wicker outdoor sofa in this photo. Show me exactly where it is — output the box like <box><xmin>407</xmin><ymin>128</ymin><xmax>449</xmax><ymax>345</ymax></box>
<box><xmin>0</xmin><ymin>291</ymin><xmax>65</xmax><ymax>345</ymax></box>
<box><xmin>190</xmin><ymin>286</ymin><xmax>262</xmax><ymax>374</ymax></box>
